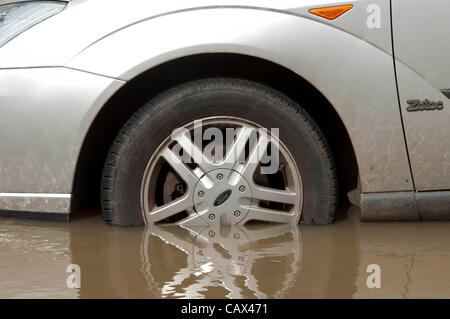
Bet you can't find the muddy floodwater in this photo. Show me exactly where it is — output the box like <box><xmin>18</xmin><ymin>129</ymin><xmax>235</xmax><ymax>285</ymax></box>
<box><xmin>1</xmin><ymin>206</ymin><xmax>450</xmax><ymax>299</ymax></box>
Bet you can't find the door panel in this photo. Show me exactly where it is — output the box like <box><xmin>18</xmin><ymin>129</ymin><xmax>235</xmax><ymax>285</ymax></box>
<box><xmin>393</xmin><ymin>0</ymin><xmax>450</xmax><ymax>190</ymax></box>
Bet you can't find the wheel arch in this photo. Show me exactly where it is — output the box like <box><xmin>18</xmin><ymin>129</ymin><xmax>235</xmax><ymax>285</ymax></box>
<box><xmin>71</xmin><ymin>53</ymin><xmax>359</xmax><ymax>213</ymax></box>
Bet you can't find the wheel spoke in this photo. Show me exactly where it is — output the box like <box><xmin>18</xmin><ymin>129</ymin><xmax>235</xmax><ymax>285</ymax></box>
<box><xmin>252</xmin><ymin>186</ymin><xmax>298</xmax><ymax>205</ymax></box>
<box><xmin>161</xmin><ymin>148</ymin><xmax>198</xmax><ymax>186</ymax></box>
<box><xmin>174</xmin><ymin>133</ymin><xmax>214</xmax><ymax>172</ymax></box>
<box><xmin>147</xmin><ymin>195</ymin><xmax>192</xmax><ymax>223</ymax></box>
<box><xmin>240</xmin><ymin>133</ymin><xmax>269</xmax><ymax>179</ymax></box>
<box><xmin>243</xmin><ymin>206</ymin><xmax>297</xmax><ymax>224</ymax></box>
<box><xmin>223</xmin><ymin>127</ymin><xmax>255</xmax><ymax>167</ymax></box>
<box><xmin>177</xmin><ymin>211</ymin><xmax>208</xmax><ymax>226</ymax></box>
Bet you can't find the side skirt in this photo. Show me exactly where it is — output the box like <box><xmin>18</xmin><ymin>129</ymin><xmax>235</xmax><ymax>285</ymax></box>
<box><xmin>0</xmin><ymin>193</ymin><xmax>70</xmax><ymax>222</ymax></box>
<box><xmin>361</xmin><ymin>191</ymin><xmax>450</xmax><ymax>221</ymax></box>
<box><xmin>0</xmin><ymin>210</ymin><xmax>69</xmax><ymax>222</ymax></box>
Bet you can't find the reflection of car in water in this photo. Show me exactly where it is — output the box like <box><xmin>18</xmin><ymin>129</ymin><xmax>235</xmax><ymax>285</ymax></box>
<box><xmin>3</xmin><ymin>212</ymin><xmax>357</xmax><ymax>298</ymax></box>
<box><xmin>141</xmin><ymin>224</ymin><xmax>302</xmax><ymax>298</ymax></box>
<box><xmin>68</xmin><ymin>209</ymin><xmax>360</xmax><ymax>299</ymax></box>
<box><xmin>5</xmin><ymin>207</ymin><xmax>450</xmax><ymax>298</ymax></box>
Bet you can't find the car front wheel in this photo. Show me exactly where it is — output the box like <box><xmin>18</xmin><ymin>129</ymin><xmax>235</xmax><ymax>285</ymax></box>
<box><xmin>101</xmin><ymin>78</ymin><xmax>337</xmax><ymax>226</ymax></box>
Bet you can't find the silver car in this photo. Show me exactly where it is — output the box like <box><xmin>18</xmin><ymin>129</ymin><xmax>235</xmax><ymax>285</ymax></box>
<box><xmin>0</xmin><ymin>0</ymin><xmax>448</xmax><ymax>226</ymax></box>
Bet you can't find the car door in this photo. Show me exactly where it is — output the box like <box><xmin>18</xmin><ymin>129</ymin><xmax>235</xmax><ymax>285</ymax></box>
<box><xmin>392</xmin><ymin>0</ymin><xmax>450</xmax><ymax>191</ymax></box>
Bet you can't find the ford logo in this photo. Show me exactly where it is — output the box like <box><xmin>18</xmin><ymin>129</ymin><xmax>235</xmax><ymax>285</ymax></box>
<box><xmin>213</xmin><ymin>190</ymin><xmax>232</xmax><ymax>207</ymax></box>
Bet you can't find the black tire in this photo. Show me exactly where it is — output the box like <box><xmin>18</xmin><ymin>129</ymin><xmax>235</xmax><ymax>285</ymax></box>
<box><xmin>101</xmin><ymin>78</ymin><xmax>338</xmax><ymax>226</ymax></box>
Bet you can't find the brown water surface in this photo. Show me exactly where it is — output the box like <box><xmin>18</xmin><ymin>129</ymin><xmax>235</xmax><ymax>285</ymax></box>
<box><xmin>1</xmin><ymin>206</ymin><xmax>450</xmax><ymax>298</ymax></box>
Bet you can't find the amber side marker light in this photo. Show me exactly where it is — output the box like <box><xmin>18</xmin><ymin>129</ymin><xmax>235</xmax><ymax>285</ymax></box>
<box><xmin>309</xmin><ymin>4</ymin><xmax>353</xmax><ymax>20</ymax></box>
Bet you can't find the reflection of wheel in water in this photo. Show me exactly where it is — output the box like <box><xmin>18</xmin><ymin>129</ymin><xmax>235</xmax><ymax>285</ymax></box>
<box><xmin>140</xmin><ymin>224</ymin><xmax>303</xmax><ymax>298</ymax></box>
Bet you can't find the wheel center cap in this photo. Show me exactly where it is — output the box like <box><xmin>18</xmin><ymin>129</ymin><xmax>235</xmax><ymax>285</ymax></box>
<box><xmin>213</xmin><ymin>190</ymin><xmax>232</xmax><ymax>207</ymax></box>
<box><xmin>193</xmin><ymin>169</ymin><xmax>252</xmax><ymax>225</ymax></box>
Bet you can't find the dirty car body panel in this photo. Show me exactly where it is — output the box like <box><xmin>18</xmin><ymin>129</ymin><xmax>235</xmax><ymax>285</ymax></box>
<box><xmin>0</xmin><ymin>0</ymin><xmax>447</xmax><ymax>221</ymax></box>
